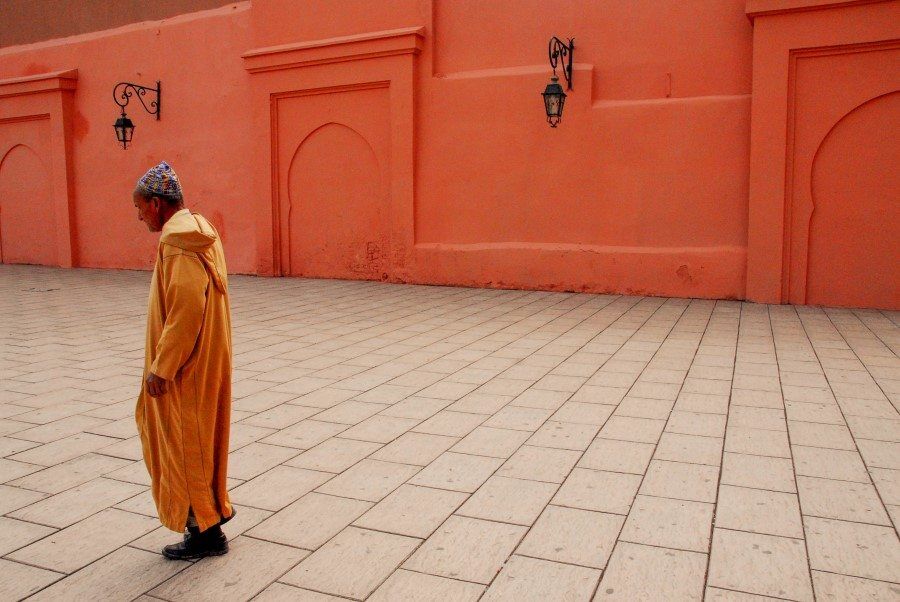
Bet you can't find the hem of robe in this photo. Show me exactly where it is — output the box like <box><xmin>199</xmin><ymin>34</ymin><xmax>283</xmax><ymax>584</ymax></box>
<box><xmin>160</xmin><ymin>498</ymin><xmax>234</xmax><ymax>533</ymax></box>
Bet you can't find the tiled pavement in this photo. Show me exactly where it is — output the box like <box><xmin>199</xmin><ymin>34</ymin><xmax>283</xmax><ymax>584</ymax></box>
<box><xmin>1</xmin><ymin>265</ymin><xmax>899</xmax><ymax>601</ymax></box>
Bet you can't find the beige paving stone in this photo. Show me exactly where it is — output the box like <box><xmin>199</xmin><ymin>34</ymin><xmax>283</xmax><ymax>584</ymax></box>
<box><xmin>446</xmin><ymin>392</ymin><xmax>512</xmax><ymax>415</ymax></box>
<box><xmin>227</xmin><ymin>442</ymin><xmax>299</xmax><ymax>480</ymax></box>
<box><xmin>0</xmin><ymin>558</ymin><xmax>61</xmax><ymax>601</ymax></box>
<box><xmin>784</xmin><ymin>400</ymin><xmax>845</xmax><ymax>424</ymax></box>
<box><xmin>403</xmin><ymin>515</ymin><xmax>527</xmax><ymax>584</ymax></box>
<box><xmin>315</xmin><ymin>458</ymin><xmax>419</xmax><ymax>502</ymax></box>
<box><xmin>12</xmin><ymin>414</ymin><xmax>111</xmax><ymax>443</ymax></box>
<box><xmin>570</xmin><ymin>385</ymin><xmax>627</xmax><ymax>405</ymax></box>
<box><xmin>498</xmin><ymin>445</ymin><xmax>581</xmax><ymax>483</ymax></box>
<box><xmin>312</xmin><ymin>400</ymin><xmax>389</xmax><ymax>425</ymax></box>
<box><xmin>369</xmin><ymin>569</ymin><xmax>485</xmax><ymax>601</ymax></box>
<box><xmin>456</xmin><ymin>475</ymin><xmax>557</xmax><ymax>525</ymax></box>
<box><xmin>412</xmin><ymin>410</ymin><xmax>487</xmax><ymax>437</ymax></box>
<box><xmin>551</xmin><ymin>400</ymin><xmax>614</xmax><ymax>425</ymax></box>
<box><xmin>228</xmin><ymin>465</ymin><xmax>332</xmax><ymax>511</ymax></box>
<box><xmin>788</xmin><ymin>420</ymin><xmax>856</xmax><ymax>450</ymax></box>
<box><xmin>8</xmin><ymin>432</ymin><xmax>120</xmax><ymax>466</ymax></box>
<box><xmin>482</xmin><ymin>554</ymin><xmax>601</xmax><ymax>601</ymax></box>
<box><xmin>483</xmin><ymin>405</ymin><xmax>553</xmax><ymax>431</ymax></box>
<box><xmin>517</xmin><ymin>504</ymin><xmax>623</xmax><ymax>568</ymax></box>
<box><xmin>804</xmin><ymin>516</ymin><xmax>900</xmax><ymax>582</ymax></box>
<box><xmin>527</xmin><ymin>420</ymin><xmax>600</xmax><ymax>450</ymax></box>
<box><xmin>857</xmin><ymin>438</ymin><xmax>900</xmax><ymax>469</ymax></box>
<box><xmin>579</xmin><ymin>437</ymin><xmax>655</xmax><ymax>475</ymax></box>
<box><xmin>9</xmin><ymin>477</ymin><xmax>145</xmax><ymax>528</ymax></box>
<box><xmin>708</xmin><ymin>528</ymin><xmax>812</xmax><ymax>601</ymax></box>
<box><xmin>239</xmin><ymin>404</ymin><xmax>322</xmax><ymax>430</ymax></box>
<box><xmin>261</xmin><ymin>419</ymin><xmax>350</xmax><ymax>450</ymax></box>
<box><xmin>730</xmin><ymin>388</ymin><xmax>783</xmax><ymax>409</ymax></box>
<box><xmin>95</xmin><ymin>435</ymin><xmax>144</xmax><ymax>461</ymax></box>
<box><xmin>151</xmin><ymin>536</ymin><xmax>308</xmax><ymax>601</ymax></box>
<box><xmin>704</xmin><ymin>587</ymin><xmax>784</xmax><ymax>600</ymax></box>
<box><xmin>290</xmin><ymin>387</ymin><xmax>358</xmax><ymax>409</ymax></box>
<box><xmin>255</xmin><ymin>582</ymin><xmax>346</xmax><ymax>601</ymax></box>
<box><xmin>844</xmin><ymin>415</ymin><xmax>900</xmax><ymax>442</ymax></box>
<box><xmin>370</xmin><ymin>431</ymin><xmax>457</xmax><ymax>465</ymax></box>
<box><xmin>27</xmin><ymin>546</ymin><xmax>189</xmax><ymax>602</ymax></box>
<box><xmin>354</xmin><ymin>484</ymin><xmax>467</xmax><ymax>538</ymax></box>
<box><xmin>724</xmin><ymin>426</ymin><xmax>791</xmax><ymax>458</ymax></box>
<box><xmin>811</xmin><ymin>570</ymin><xmax>900</xmax><ymax>600</ymax></box>
<box><xmin>666</xmin><ymin>410</ymin><xmax>727</xmax><ymax>437</ymax></box>
<box><xmin>8</xmin><ymin>508</ymin><xmax>157</xmax><ymax>573</ymax></box>
<box><xmin>675</xmin><ymin>392</ymin><xmax>730</xmax><ymax>414</ymax></box>
<box><xmin>620</xmin><ymin>495</ymin><xmax>713</xmax><ymax>552</ymax></box>
<box><xmin>114</xmin><ymin>489</ymin><xmax>158</xmax><ymax>517</ymax></box>
<box><xmin>418</xmin><ymin>381</ymin><xmax>479</xmax><ymax>401</ymax></box>
<box><xmin>614</xmin><ymin>396</ymin><xmax>674</xmax><ymax>420</ymax></box>
<box><xmin>553</xmin><ymin>468</ymin><xmax>641</xmax><ymax>514</ymax></box>
<box><xmin>0</xmin><ymin>516</ymin><xmax>56</xmax><ymax>556</ymax></box>
<box><xmin>450</xmin><ymin>426</ymin><xmax>530</xmax><ymax>458</ymax></box>
<box><xmin>716</xmin><ymin>484</ymin><xmax>803</xmax><ymax>538</ymax></box>
<box><xmin>640</xmin><ymin>459</ymin><xmax>719</xmax><ymax>503</ymax></box>
<box><xmin>870</xmin><ymin>467</ymin><xmax>900</xmax><ymax>504</ymax></box>
<box><xmin>229</xmin><ymin>422</ymin><xmax>278</xmax><ymax>451</ymax></box>
<box><xmin>408</xmin><ymin>452</ymin><xmax>503</xmax><ymax>492</ymax></box>
<box><xmin>381</xmin><ymin>396</ymin><xmax>453</xmax><ymax>419</ymax></box>
<box><xmin>337</xmin><ymin>415</ymin><xmax>420</xmax><ymax>444</ymax></box>
<box><xmin>792</xmin><ymin>445</ymin><xmax>870</xmax><ymax>483</ymax></box>
<box><xmin>8</xmin><ymin>453</ymin><xmax>132</xmax><ymax>494</ymax></box>
<box><xmin>286</xmin><ymin>437</ymin><xmax>381</xmax><ymax>473</ymax></box>
<box><xmin>282</xmin><ymin>526</ymin><xmax>420</xmax><ymax>599</ymax></box>
<box><xmin>728</xmin><ymin>406</ymin><xmax>786</xmax><ymax>432</ymax></box>
<box><xmin>721</xmin><ymin>452</ymin><xmax>797</xmax><ymax>493</ymax></box>
<box><xmin>655</xmin><ymin>431</ymin><xmax>723</xmax><ymax>466</ymax></box>
<box><xmin>0</xmin><ymin>483</ymin><xmax>48</xmax><ymax>514</ymax></box>
<box><xmin>594</xmin><ymin>542</ymin><xmax>707</xmax><ymax>601</ymax></box>
<box><xmin>598</xmin><ymin>416</ymin><xmax>665</xmax><ymax>443</ymax></box>
<box><xmin>797</xmin><ymin>475</ymin><xmax>891</xmax><ymax>525</ymax></box>
<box><xmin>233</xmin><ymin>390</ymin><xmax>299</xmax><ymax>413</ymax></box>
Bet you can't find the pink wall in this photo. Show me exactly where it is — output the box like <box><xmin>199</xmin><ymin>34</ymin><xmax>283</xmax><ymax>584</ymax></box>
<box><xmin>0</xmin><ymin>0</ymin><xmax>897</xmax><ymax>308</ymax></box>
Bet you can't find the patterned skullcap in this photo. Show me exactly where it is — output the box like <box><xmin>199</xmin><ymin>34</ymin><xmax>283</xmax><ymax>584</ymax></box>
<box><xmin>137</xmin><ymin>160</ymin><xmax>182</xmax><ymax>197</ymax></box>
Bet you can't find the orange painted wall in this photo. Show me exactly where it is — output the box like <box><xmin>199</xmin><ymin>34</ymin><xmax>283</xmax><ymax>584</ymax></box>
<box><xmin>0</xmin><ymin>0</ymin><xmax>897</xmax><ymax>307</ymax></box>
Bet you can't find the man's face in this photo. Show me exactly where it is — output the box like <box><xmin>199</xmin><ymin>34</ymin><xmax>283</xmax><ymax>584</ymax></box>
<box><xmin>133</xmin><ymin>191</ymin><xmax>163</xmax><ymax>232</ymax></box>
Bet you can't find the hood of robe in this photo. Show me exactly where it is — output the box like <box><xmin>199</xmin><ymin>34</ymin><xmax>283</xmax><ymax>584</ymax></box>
<box><xmin>160</xmin><ymin>209</ymin><xmax>227</xmax><ymax>293</ymax></box>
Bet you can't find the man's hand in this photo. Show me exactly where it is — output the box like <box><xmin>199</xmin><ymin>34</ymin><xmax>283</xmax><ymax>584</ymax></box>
<box><xmin>146</xmin><ymin>372</ymin><xmax>169</xmax><ymax>398</ymax></box>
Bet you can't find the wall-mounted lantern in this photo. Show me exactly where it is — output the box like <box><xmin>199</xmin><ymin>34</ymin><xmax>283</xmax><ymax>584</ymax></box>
<box><xmin>542</xmin><ymin>37</ymin><xmax>574</xmax><ymax>127</ymax></box>
<box><xmin>113</xmin><ymin>81</ymin><xmax>161</xmax><ymax>149</ymax></box>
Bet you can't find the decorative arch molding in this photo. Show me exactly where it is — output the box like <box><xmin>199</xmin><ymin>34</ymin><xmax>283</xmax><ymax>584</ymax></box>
<box><xmin>243</xmin><ymin>29</ymin><xmax>422</xmax><ymax>277</ymax></box>
<box><xmin>0</xmin><ymin>69</ymin><xmax>78</xmax><ymax>267</ymax></box>
<box><xmin>744</xmin><ymin>0</ymin><xmax>900</xmax><ymax>304</ymax></box>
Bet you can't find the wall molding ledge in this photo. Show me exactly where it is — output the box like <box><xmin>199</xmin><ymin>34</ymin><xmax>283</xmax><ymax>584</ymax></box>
<box><xmin>0</xmin><ymin>69</ymin><xmax>78</xmax><ymax>98</ymax></box>
<box><xmin>242</xmin><ymin>27</ymin><xmax>425</xmax><ymax>73</ymax></box>
<box><xmin>746</xmin><ymin>0</ymin><xmax>890</xmax><ymax>19</ymax></box>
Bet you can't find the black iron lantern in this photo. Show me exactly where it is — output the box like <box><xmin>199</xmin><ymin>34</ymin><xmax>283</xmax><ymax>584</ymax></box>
<box><xmin>543</xmin><ymin>37</ymin><xmax>574</xmax><ymax>127</ymax></box>
<box><xmin>112</xmin><ymin>81</ymin><xmax>160</xmax><ymax>149</ymax></box>
<box><xmin>113</xmin><ymin>113</ymin><xmax>135</xmax><ymax>149</ymax></box>
<box><xmin>542</xmin><ymin>77</ymin><xmax>567</xmax><ymax>128</ymax></box>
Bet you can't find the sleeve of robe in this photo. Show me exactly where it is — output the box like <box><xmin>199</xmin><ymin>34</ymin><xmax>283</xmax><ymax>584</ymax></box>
<box><xmin>150</xmin><ymin>251</ymin><xmax>210</xmax><ymax>381</ymax></box>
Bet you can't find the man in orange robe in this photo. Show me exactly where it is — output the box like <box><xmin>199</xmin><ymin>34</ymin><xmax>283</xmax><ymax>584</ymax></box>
<box><xmin>133</xmin><ymin>161</ymin><xmax>234</xmax><ymax>559</ymax></box>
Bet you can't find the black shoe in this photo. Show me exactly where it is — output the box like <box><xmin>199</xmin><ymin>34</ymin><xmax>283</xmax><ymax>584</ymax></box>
<box><xmin>162</xmin><ymin>525</ymin><xmax>228</xmax><ymax>560</ymax></box>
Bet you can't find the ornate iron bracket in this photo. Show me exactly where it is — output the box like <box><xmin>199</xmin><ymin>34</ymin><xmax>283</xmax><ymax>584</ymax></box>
<box><xmin>113</xmin><ymin>81</ymin><xmax>161</xmax><ymax>119</ymax></box>
<box><xmin>548</xmin><ymin>37</ymin><xmax>574</xmax><ymax>91</ymax></box>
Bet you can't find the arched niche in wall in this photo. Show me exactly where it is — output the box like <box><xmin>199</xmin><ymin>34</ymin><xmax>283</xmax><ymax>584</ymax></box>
<box><xmin>0</xmin><ymin>70</ymin><xmax>78</xmax><ymax>268</ymax></box>
<box><xmin>805</xmin><ymin>92</ymin><xmax>900</xmax><ymax>309</ymax></box>
<box><xmin>0</xmin><ymin>142</ymin><xmax>55</xmax><ymax>265</ymax></box>
<box><xmin>286</xmin><ymin>121</ymin><xmax>385</xmax><ymax>279</ymax></box>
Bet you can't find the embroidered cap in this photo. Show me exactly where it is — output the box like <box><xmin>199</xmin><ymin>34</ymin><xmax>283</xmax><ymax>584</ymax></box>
<box><xmin>137</xmin><ymin>160</ymin><xmax>182</xmax><ymax>197</ymax></box>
